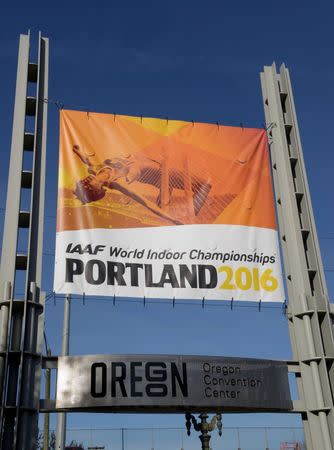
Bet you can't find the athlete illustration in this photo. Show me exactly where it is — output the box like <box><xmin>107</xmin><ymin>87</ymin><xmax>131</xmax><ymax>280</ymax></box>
<box><xmin>72</xmin><ymin>144</ymin><xmax>212</xmax><ymax>225</ymax></box>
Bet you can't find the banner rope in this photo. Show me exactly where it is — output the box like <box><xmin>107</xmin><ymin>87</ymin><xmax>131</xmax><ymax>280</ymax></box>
<box><xmin>38</xmin><ymin>97</ymin><xmax>273</xmax><ymax>130</ymax></box>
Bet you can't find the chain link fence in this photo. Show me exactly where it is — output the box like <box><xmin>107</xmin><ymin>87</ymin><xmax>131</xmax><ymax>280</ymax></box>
<box><xmin>40</xmin><ymin>426</ymin><xmax>305</xmax><ymax>450</ymax></box>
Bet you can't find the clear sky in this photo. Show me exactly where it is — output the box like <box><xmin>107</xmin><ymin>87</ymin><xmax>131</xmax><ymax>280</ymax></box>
<box><xmin>0</xmin><ymin>0</ymin><xmax>334</xmax><ymax>442</ymax></box>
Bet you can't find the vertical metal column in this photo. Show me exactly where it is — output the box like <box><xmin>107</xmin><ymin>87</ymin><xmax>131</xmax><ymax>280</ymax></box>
<box><xmin>0</xmin><ymin>32</ymin><xmax>48</xmax><ymax>449</ymax></box>
<box><xmin>261</xmin><ymin>63</ymin><xmax>334</xmax><ymax>450</ymax></box>
<box><xmin>43</xmin><ymin>349</ymin><xmax>51</xmax><ymax>450</ymax></box>
<box><xmin>55</xmin><ymin>294</ymin><xmax>71</xmax><ymax>450</ymax></box>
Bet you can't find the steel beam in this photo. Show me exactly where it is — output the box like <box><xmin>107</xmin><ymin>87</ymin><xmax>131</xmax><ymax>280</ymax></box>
<box><xmin>261</xmin><ymin>63</ymin><xmax>334</xmax><ymax>450</ymax></box>
<box><xmin>0</xmin><ymin>32</ymin><xmax>48</xmax><ymax>449</ymax></box>
<box><xmin>55</xmin><ymin>294</ymin><xmax>71</xmax><ymax>450</ymax></box>
<box><xmin>0</xmin><ymin>34</ymin><xmax>29</xmax><ymax>291</ymax></box>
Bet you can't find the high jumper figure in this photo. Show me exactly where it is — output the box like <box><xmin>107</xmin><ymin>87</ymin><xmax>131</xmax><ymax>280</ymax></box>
<box><xmin>72</xmin><ymin>145</ymin><xmax>212</xmax><ymax>225</ymax></box>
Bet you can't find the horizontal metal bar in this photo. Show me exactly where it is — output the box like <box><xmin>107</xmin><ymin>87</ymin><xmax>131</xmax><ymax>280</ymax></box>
<box><xmin>287</xmin><ymin>362</ymin><xmax>301</xmax><ymax>373</ymax></box>
<box><xmin>39</xmin><ymin>399</ymin><xmax>56</xmax><ymax>411</ymax></box>
<box><xmin>39</xmin><ymin>404</ymin><xmax>302</xmax><ymax>414</ymax></box>
<box><xmin>42</xmin><ymin>355</ymin><xmax>58</xmax><ymax>369</ymax></box>
<box><xmin>292</xmin><ymin>400</ymin><xmax>306</xmax><ymax>413</ymax></box>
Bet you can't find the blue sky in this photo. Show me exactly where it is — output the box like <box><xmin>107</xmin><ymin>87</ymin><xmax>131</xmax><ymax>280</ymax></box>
<box><xmin>0</xmin><ymin>0</ymin><xmax>334</xmax><ymax>440</ymax></box>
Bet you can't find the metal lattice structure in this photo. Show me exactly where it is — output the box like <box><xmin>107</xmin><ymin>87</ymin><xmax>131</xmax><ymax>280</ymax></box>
<box><xmin>261</xmin><ymin>63</ymin><xmax>334</xmax><ymax>450</ymax></box>
<box><xmin>1</xmin><ymin>32</ymin><xmax>333</xmax><ymax>450</ymax></box>
<box><xmin>0</xmin><ymin>32</ymin><xmax>48</xmax><ymax>449</ymax></box>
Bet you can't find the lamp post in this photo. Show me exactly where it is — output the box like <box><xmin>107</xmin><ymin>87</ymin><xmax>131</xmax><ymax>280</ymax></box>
<box><xmin>185</xmin><ymin>413</ymin><xmax>222</xmax><ymax>450</ymax></box>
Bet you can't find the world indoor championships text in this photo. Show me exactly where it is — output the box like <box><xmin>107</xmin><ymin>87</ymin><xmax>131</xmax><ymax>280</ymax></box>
<box><xmin>64</xmin><ymin>244</ymin><xmax>277</xmax><ymax>289</ymax></box>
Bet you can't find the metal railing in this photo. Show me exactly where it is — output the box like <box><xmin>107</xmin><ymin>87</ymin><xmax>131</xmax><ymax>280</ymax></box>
<box><xmin>39</xmin><ymin>426</ymin><xmax>305</xmax><ymax>450</ymax></box>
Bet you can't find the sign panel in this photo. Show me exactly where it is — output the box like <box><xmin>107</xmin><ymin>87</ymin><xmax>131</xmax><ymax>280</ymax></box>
<box><xmin>56</xmin><ymin>354</ymin><xmax>292</xmax><ymax>412</ymax></box>
<box><xmin>54</xmin><ymin>110</ymin><xmax>284</xmax><ymax>302</ymax></box>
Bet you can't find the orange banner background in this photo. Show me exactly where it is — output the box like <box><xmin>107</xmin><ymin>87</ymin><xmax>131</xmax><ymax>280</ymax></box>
<box><xmin>57</xmin><ymin>110</ymin><xmax>276</xmax><ymax>232</ymax></box>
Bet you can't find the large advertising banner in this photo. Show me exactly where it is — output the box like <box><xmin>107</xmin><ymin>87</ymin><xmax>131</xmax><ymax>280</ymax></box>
<box><xmin>54</xmin><ymin>110</ymin><xmax>284</xmax><ymax>302</ymax></box>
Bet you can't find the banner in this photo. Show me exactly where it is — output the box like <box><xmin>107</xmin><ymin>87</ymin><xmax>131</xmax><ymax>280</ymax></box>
<box><xmin>56</xmin><ymin>354</ymin><xmax>292</xmax><ymax>412</ymax></box>
<box><xmin>54</xmin><ymin>110</ymin><xmax>284</xmax><ymax>302</ymax></box>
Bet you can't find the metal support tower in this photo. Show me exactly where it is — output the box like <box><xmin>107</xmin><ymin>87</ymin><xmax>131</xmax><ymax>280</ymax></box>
<box><xmin>0</xmin><ymin>32</ymin><xmax>48</xmax><ymax>449</ymax></box>
<box><xmin>261</xmin><ymin>63</ymin><xmax>334</xmax><ymax>450</ymax></box>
